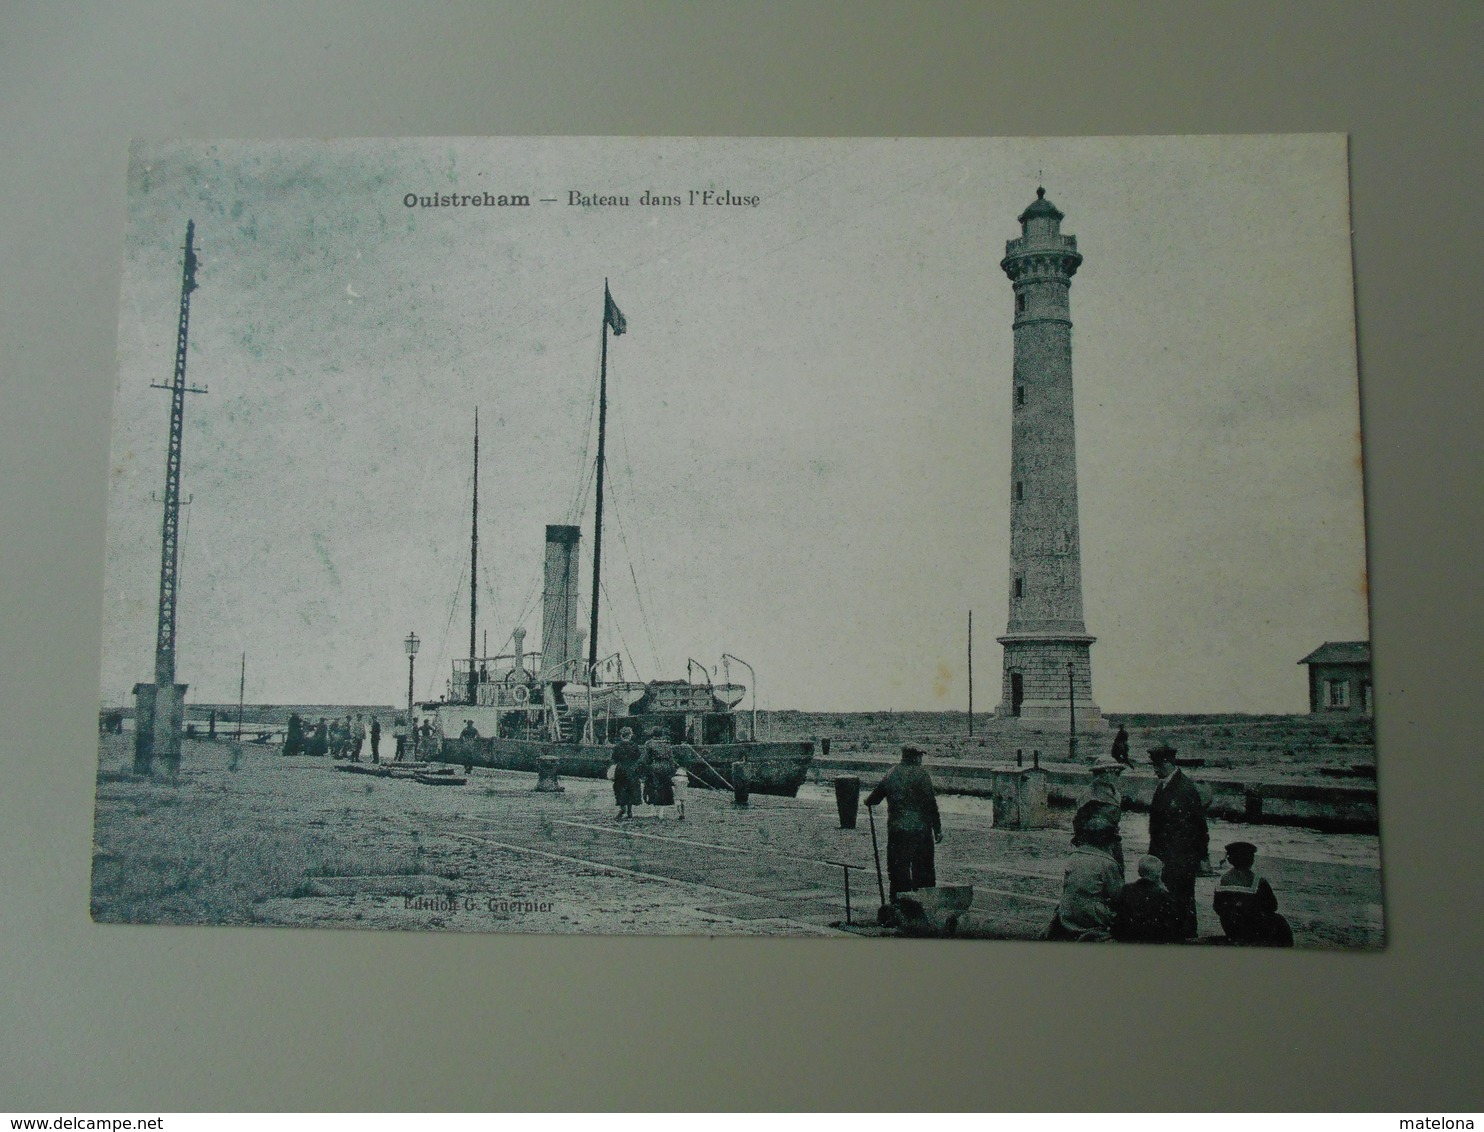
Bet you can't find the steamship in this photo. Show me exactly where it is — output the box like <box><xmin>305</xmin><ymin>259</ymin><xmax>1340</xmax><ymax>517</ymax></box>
<box><xmin>417</xmin><ymin>285</ymin><xmax>813</xmax><ymax>797</ymax></box>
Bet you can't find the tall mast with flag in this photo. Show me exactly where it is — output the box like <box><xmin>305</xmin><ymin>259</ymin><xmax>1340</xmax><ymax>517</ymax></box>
<box><xmin>587</xmin><ymin>281</ymin><xmax>625</xmax><ymax>680</ymax></box>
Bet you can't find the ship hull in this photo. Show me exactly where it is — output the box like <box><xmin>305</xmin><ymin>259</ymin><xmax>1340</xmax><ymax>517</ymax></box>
<box><xmin>426</xmin><ymin>735</ymin><xmax>813</xmax><ymax>798</ymax></box>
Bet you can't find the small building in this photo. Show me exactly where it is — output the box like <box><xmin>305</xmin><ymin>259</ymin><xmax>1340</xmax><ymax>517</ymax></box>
<box><xmin>1299</xmin><ymin>641</ymin><xmax>1372</xmax><ymax>715</ymax></box>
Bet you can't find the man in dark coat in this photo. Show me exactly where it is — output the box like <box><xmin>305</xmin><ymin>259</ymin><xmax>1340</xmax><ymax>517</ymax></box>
<box><xmin>1213</xmin><ymin>841</ymin><xmax>1294</xmax><ymax>947</ymax></box>
<box><xmin>865</xmin><ymin>745</ymin><xmax>943</xmax><ymax>898</ymax></box>
<box><xmin>1146</xmin><ymin>742</ymin><xmax>1209</xmax><ymax>938</ymax></box>
<box><xmin>1112</xmin><ymin>855</ymin><xmax>1184</xmax><ymax>943</ymax></box>
<box><xmin>284</xmin><ymin>712</ymin><xmax>304</xmax><ymax>757</ymax></box>
<box><xmin>369</xmin><ymin>715</ymin><xmax>381</xmax><ymax>763</ymax></box>
<box><xmin>1110</xmin><ymin>724</ymin><xmax>1130</xmax><ymax>765</ymax></box>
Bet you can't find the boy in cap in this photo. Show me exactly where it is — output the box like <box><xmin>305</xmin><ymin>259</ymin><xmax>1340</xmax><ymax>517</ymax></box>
<box><xmin>1146</xmin><ymin>742</ymin><xmax>1209</xmax><ymax>938</ymax></box>
<box><xmin>1213</xmin><ymin>841</ymin><xmax>1294</xmax><ymax>946</ymax></box>
<box><xmin>1112</xmin><ymin>855</ymin><xmax>1184</xmax><ymax>943</ymax></box>
<box><xmin>865</xmin><ymin>745</ymin><xmax>943</xmax><ymax>898</ymax></box>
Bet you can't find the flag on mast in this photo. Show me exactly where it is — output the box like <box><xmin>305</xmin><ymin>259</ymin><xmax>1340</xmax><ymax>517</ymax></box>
<box><xmin>604</xmin><ymin>283</ymin><xmax>626</xmax><ymax>336</ymax></box>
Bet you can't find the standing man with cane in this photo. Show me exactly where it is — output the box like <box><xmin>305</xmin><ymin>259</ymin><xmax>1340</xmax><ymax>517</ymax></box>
<box><xmin>864</xmin><ymin>744</ymin><xmax>944</xmax><ymax>900</ymax></box>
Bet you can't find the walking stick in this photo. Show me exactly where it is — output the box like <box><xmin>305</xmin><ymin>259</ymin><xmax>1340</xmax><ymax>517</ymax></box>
<box><xmin>867</xmin><ymin>802</ymin><xmax>891</xmax><ymax>923</ymax></box>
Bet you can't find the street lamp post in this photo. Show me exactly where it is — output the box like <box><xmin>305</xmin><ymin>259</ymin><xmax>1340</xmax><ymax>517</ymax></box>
<box><xmin>404</xmin><ymin>630</ymin><xmax>420</xmax><ymax>761</ymax></box>
<box><xmin>1067</xmin><ymin>661</ymin><xmax>1077</xmax><ymax>762</ymax></box>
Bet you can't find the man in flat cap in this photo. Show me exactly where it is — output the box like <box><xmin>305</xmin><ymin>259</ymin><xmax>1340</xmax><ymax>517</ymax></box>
<box><xmin>865</xmin><ymin>744</ymin><xmax>943</xmax><ymax>899</ymax></box>
<box><xmin>1213</xmin><ymin>841</ymin><xmax>1294</xmax><ymax>946</ymax></box>
<box><xmin>1146</xmin><ymin>742</ymin><xmax>1209</xmax><ymax>938</ymax></box>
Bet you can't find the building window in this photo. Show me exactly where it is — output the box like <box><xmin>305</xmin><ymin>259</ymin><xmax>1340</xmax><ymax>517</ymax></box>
<box><xmin>1014</xmin><ymin>576</ymin><xmax>1023</xmax><ymax>599</ymax></box>
<box><xmin>1325</xmin><ymin>679</ymin><xmax>1350</xmax><ymax>709</ymax></box>
<box><xmin>1015</xmin><ymin>385</ymin><xmax>1026</xmax><ymax>406</ymax></box>
<box><xmin>1014</xmin><ymin>481</ymin><xmax>1024</xmax><ymax>501</ymax></box>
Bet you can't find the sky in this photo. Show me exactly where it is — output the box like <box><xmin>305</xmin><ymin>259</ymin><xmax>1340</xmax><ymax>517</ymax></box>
<box><xmin>100</xmin><ymin>135</ymin><xmax>1368</xmax><ymax>714</ymax></box>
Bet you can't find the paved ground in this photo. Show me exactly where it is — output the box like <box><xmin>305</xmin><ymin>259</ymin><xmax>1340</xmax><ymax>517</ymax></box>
<box><xmin>90</xmin><ymin>736</ymin><xmax>1384</xmax><ymax>946</ymax></box>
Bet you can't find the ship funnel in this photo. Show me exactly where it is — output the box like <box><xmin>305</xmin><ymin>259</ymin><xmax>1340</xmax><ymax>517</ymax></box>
<box><xmin>513</xmin><ymin>627</ymin><xmax>526</xmax><ymax>676</ymax></box>
<box><xmin>540</xmin><ymin>525</ymin><xmax>582</xmax><ymax>681</ymax></box>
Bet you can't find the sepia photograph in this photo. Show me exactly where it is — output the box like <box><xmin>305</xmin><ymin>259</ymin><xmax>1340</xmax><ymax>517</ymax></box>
<box><xmin>92</xmin><ymin>134</ymin><xmax>1377</xmax><ymax>946</ymax></box>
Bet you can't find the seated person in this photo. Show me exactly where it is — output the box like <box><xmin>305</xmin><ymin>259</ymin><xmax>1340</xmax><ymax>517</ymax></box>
<box><xmin>1112</xmin><ymin>855</ymin><xmax>1184</xmax><ymax>943</ymax></box>
<box><xmin>1045</xmin><ymin>816</ymin><xmax>1123</xmax><ymax>942</ymax></box>
<box><xmin>1213</xmin><ymin>841</ymin><xmax>1294</xmax><ymax>947</ymax></box>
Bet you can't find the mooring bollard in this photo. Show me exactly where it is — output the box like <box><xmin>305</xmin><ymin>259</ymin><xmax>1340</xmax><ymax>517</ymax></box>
<box><xmin>834</xmin><ymin>775</ymin><xmax>861</xmax><ymax>828</ymax></box>
<box><xmin>731</xmin><ymin>760</ymin><xmax>751</xmax><ymax>806</ymax></box>
<box><xmin>534</xmin><ymin>754</ymin><xmax>564</xmax><ymax>793</ymax></box>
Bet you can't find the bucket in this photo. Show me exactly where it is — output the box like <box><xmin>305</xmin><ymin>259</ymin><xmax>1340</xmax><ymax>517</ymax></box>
<box><xmin>834</xmin><ymin>775</ymin><xmax>861</xmax><ymax>828</ymax></box>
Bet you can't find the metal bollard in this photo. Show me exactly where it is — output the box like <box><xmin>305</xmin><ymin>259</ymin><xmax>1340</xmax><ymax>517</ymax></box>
<box><xmin>731</xmin><ymin>760</ymin><xmax>751</xmax><ymax>806</ymax></box>
<box><xmin>534</xmin><ymin>754</ymin><xmax>565</xmax><ymax>793</ymax></box>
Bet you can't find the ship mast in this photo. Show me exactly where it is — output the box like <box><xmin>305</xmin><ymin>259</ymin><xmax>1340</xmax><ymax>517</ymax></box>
<box><xmin>468</xmin><ymin>407</ymin><xmax>479</xmax><ymax>704</ymax></box>
<box><xmin>588</xmin><ymin>281</ymin><xmax>625</xmax><ymax>680</ymax></box>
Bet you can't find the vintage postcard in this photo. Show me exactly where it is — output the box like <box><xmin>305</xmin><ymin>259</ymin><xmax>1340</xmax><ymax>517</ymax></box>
<box><xmin>93</xmin><ymin>136</ymin><xmax>1378</xmax><ymax>945</ymax></box>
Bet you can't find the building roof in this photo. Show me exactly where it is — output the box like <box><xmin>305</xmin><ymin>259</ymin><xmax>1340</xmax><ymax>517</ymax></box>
<box><xmin>1018</xmin><ymin>186</ymin><xmax>1064</xmax><ymax>224</ymax></box>
<box><xmin>1298</xmin><ymin>641</ymin><xmax>1371</xmax><ymax>665</ymax></box>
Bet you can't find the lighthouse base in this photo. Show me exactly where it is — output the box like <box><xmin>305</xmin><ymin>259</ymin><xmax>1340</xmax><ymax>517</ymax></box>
<box><xmin>994</xmin><ymin>632</ymin><xmax>1106</xmax><ymax>736</ymax></box>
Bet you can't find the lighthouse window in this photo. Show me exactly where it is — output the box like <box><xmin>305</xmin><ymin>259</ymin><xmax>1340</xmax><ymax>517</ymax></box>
<box><xmin>1015</xmin><ymin>292</ymin><xmax>1026</xmax><ymax>313</ymax></box>
<box><xmin>1014</xmin><ymin>480</ymin><xmax>1024</xmax><ymax>501</ymax></box>
<box><xmin>1014</xmin><ymin>576</ymin><xmax>1024</xmax><ymax>599</ymax></box>
<box><xmin>1015</xmin><ymin>385</ymin><xmax>1026</xmax><ymax>406</ymax></box>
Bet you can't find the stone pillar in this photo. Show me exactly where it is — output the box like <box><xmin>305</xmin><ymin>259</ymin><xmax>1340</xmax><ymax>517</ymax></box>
<box><xmin>132</xmin><ymin>682</ymin><xmax>156</xmax><ymax>774</ymax></box>
<box><xmin>989</xmin><ymin>766</ymin><xmax>1051</xmax><ymax>829</ymax></box>
<box><xmin>132</xmin><ymin>680</ymin><xmax>188</xmax><ymax>775</ymax></box>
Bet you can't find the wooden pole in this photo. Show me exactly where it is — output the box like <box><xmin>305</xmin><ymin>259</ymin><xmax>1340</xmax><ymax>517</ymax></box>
<box><xmin>468</xmin><ymin>408</ymin><xmax>478</xmax><ymax>704</ymax></box>
<box><xmin>867</xmin><ymin>803</ymin><xmax>887</xmax><ymax>907</ymax></box>
<box><xmin>235</xmin><ymin>652</ymin><xmax>245</xmax><ymax>740</ymax></box>
<box><xmin>967</xmin><ymin>610</ymin><xmax>974</xmax><ymax>739</ymax></box>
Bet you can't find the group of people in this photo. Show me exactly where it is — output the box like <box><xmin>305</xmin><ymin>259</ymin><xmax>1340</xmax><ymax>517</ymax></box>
<box><xmin>1049</xmin><ymin>740</ymin><xmax>1293</xmax><ymax>945</ymax></box>
<box><xmin>283</xmin><ymin>712</ymin><xmax>385</xmax><ymax>762</ymax></box>
<box><xmin>610</xmin><ymin>726</ymin><xmax>682</xmax><ymax>820</ymax></box>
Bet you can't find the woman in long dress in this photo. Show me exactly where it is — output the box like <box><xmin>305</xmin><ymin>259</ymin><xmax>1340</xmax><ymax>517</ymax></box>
<box><xmin>645</xmin><ymin>740</ymin><xmax>677</xmax><ymax>811</ymax></box>
<box><xmin>611</xmin><ymin>726</ymin><xmax>643</xmax><ymax>820</ymax></box>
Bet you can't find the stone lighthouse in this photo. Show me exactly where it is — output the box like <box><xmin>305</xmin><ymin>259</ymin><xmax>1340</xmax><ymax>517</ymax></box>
<box><xmin>995</xmin><ymin>188</ymin><xmax>1104</xmax><ymax>734</ymax></box>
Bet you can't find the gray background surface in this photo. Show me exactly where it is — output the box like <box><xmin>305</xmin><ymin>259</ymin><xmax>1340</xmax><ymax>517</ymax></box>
<box><xmin>1</xmin><ymin>1</ymin><xmax>1479</xmax><ymax>1111</ymax></box>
